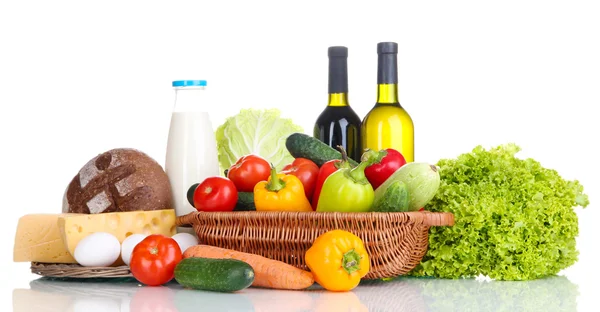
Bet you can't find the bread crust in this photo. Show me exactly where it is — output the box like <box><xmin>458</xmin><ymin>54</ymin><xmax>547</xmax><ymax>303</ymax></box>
<box><xmin>63</xmin><ymin>148</ymin><xmax>173</xmax><ymax>214</ymax></box>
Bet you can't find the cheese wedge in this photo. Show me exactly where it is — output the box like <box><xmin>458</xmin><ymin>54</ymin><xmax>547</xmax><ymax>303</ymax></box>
<box><xmin>57</xmin><ymin>209</ymin><xmax>177</xmax><ymax>257</ymax></box>
<box><xmin>13</xmin><ymin>214</ymin><xmax>78</xmax><ymax>263</ymax></box>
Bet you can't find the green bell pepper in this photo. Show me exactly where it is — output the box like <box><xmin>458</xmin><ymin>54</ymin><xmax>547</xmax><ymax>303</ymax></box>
<box><xmin>316</xmin><ymin>159</ymin><xmax>374</xmax><ymax>212</ymax></box>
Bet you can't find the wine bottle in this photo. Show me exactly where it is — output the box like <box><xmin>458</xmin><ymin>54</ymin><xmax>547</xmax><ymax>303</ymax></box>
<box><xmin>361</xmin><ymin>42</ymin><xmax>414</xmax><ymax>162</ymax></box>
<box><xmin>314</xmin><ymin>46</ymin><xmax>362</xmax><ymax>162</ymax></box>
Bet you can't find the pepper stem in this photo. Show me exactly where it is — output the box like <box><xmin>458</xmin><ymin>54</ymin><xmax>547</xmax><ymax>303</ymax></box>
<box><xmin>347</xmin><ymin>161</ymin><xmax>370</xmax><ymax>184</ymax></box>
<box><xmin>265</xmin><ymin>163</ymin><xmax>286</xmax><ymax>192</ymax></box>
<box><xmin>336</xmin><ymin>146</ymin><xmax>353</xmax><ymax>169</ymax></box>
<box><xmin>360</xmin><ymin>148</ymin><xmax>387</xmax><ymax>165</ymax></box>
<box><xmin>342</xmin><ymin>249</ymin><xmax>362</xmax><ymax>275</ymax></box>
<box><xmin>337</xmin><ymin>145</ymin><xmax>349</xmax><ymax>162</ymax></box>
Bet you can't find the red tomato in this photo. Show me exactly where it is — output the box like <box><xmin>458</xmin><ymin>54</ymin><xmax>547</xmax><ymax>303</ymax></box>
<box><xmin>227</xmin><ymin>155</ymin><xmax>271</xmax><ymax>192</ymax></box>
<box><xmin>130</xmin><ymin>234</ymin><xmax>182</xmax><ymax>286</ymax></box>
<box><xmin>193</xmin><ymin>176</ymin><xmax>238</xmax><ymax>212</ymax></box>
<box><xmin>281</xmin><ymin>158</ymin><xmax>320</xmax><ymax>200</ymax></box>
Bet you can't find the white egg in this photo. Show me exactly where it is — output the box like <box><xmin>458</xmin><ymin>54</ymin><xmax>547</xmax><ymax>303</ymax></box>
<box><xmin>74</xmin><ymin>232</ymin><xmax>121</xmax><ymax>267</ymax></box>
<box><xmin>121</xmin><ymin>234</ymin><xmax>147</xmax><ymax>266</ymax></box>
<box><xmin>171</xmin><ymin>233</ymin><xmax>199</xmax><ymax>253</ymax></box>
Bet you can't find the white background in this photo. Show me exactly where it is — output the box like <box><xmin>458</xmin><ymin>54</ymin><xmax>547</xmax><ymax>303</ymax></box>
<box><xmin>1</xmin><ymin>0</ymin><xmax>599</xmax><ymax>311</ymax></box>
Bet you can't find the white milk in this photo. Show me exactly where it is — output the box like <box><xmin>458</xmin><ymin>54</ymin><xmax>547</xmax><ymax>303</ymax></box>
<box><xmin>165</xmin><ymin>81</ymin><xmax>219</xmax><ymax>234</ymax></box>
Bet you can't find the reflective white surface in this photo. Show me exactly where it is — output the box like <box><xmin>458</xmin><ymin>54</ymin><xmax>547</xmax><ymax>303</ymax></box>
<box><xmin>12</xmin><ymin>275</ymin><xmax>579</xmax><ymax>312</ymax></box>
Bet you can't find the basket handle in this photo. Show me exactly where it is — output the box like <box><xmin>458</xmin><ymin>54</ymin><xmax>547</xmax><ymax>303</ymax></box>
<box><xmin>420</xmin><ymin>211</ymin><xmax>455</xmax><ymax>226</ymax></box>
<box><xmin>176</xmin><ymin>212</ymin><xmax>198</xmax><ymax>228</ymax></box>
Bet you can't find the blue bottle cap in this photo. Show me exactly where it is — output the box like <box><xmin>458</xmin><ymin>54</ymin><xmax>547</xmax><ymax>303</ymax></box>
<box><xmin>172</xmin><ymin>80</ymin><xmax>207</xmax><ymax>87</ymax></box>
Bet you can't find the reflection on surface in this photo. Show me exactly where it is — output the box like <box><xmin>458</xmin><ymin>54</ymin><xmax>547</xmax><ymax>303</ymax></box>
<box><xmin>404</xmin><ymin>275</ymin><xmax>579</xmax><ymax>312</ymax></box>
<box><xmin>12</xmin><ymin>274</ymin><xmax>579</xmax><ymax>312</ymax></box>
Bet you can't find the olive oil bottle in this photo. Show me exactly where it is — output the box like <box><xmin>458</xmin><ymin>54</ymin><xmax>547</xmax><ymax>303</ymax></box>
<box><xmin>314</xmin><ymin>46</ymin><xmax>362</xmax><ymax>162</ymax></box>
<box><xmin>361</xmin><ymin>42</ymin><xmax>414</xmax><ymax>162</ymax></box>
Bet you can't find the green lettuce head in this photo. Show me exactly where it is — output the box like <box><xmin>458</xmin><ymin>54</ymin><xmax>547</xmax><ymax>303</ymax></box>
<box><xmin>216</xmin><ymin>108</ymin><xmax>303</xmax><ymax>173</ymax></box>
<box><xmin>410</xmin><ymin>144</ymin><xmax>590</xmax><ymax>281</ymax></box>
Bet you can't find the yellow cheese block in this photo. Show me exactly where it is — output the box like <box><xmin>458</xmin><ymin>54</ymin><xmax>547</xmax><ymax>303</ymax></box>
<box><xmin>58</xmin><ymin>209</ymin><xmax>177</xmax><ymax>257</ymax></box>
<box><xmin>13</xmin><ymin>214</ymin><xmax>78</xmax><ymax>263</ymax></box>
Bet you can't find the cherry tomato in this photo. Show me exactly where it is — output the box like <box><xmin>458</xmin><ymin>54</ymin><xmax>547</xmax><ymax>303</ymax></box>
<box><xmin>281</xmin><ymin>158</ymin><xmax>320</xmax><ymax>200</ymax></box>
<box><xmin>130</xmin><ymin>234</ymin><xmax>182</xmax><ymax>286</ymax></box>
<box><xmin>193</xmin><ymin>176</ymin><xmax>238</xmax><ymax>212</ymax></box>
<box><xmin>227</xmin><ymin>155</ymin><xmax>271</xmax><ymax>192</ymax></box>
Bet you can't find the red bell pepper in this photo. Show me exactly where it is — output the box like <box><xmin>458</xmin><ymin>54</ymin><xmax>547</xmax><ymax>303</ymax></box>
<box><xmin>311</xmin><ymin>146</ymin><xmax>352</xmax><ymax>210</ymax></box>
<box><xmin>362</xmin><ymin>148</ymin><xmax>407</xmax><ymax>190</ymax></box>
<box><xmin>281</xmin><ymin>158</ymin><xmax>320</xmax><ymax>201</ymax></box>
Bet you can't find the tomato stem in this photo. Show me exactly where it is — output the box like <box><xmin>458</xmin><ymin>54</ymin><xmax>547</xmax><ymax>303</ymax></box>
<box><xmin>149</xmin><ymin>247</ymin><xmax>158</xmax><ymax>255</ymax></box>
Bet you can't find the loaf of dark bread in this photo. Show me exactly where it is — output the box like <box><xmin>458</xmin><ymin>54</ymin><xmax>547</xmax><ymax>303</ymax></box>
<box><xmin>62</xmin><ymin>148</ymin><xmax>174</xmax><ymax>214</ymax></box>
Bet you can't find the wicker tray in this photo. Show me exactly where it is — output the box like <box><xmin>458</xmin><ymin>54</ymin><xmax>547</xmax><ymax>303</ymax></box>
<box><xmin>177</xmin><ymin>210</ymin><xmax>454</xmax><ymax>280</ymax></box>
<box><xmin>31</xmin><ymin>262</ymin><xmax>132</xmax><ymax>278</ymax></box>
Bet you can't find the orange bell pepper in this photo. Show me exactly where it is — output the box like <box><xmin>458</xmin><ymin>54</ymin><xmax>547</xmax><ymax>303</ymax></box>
<box><xmin>305</xmin><ymin>230</ymin><xmax>370</xmax><ymax>292</ymax></box>
<box><xmin>253</xmin><ymin>164</ymin><xmax>312</xmax><ymax>212</ymax></box>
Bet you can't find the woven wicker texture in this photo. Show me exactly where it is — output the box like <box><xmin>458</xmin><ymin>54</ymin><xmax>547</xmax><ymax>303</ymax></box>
<box><xmin>177</xmin><ymin>211</ymin><xmax>454</xmax><ymax>279</ymax></box>
<box><xmin>31</xmin><ymin>262</ymin><xmax>132</xmax><ymax>278</ymax></box>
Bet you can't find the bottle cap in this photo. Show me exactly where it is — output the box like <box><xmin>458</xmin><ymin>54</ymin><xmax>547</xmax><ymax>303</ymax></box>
<box><xmin>328</xmin><ymin>46</ymin><xmax>348</xmax><ymax>57</ymax></box>
<box><xmin>377</xmin><ymin>42</ymin><xmax>398</xmax><ymax>54</ymax></box>
<box><xmin>172</xmin><ymin>80</ymin><xmax>207</xmax><ymax>87</ymax></box>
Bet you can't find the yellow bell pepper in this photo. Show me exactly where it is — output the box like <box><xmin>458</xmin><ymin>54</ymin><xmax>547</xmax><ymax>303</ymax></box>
<box><xmin>254</xmin><ymin>164</ymin><xmax>312</xmax><ymax>212</ymax></box>
<box><xmin>305</xmin><ymin>230</ymin><xmax>370</xmax><ymax>292</ymax></box>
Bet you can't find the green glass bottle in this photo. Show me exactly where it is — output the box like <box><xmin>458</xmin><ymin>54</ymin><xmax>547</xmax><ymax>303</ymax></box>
<box><xmin>314</xmin><ymin>46</ymin><xmax>362</xmax><ymax>162</ymax></box>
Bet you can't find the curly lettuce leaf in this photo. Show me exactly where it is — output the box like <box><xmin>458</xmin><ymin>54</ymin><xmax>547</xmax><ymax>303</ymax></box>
<box><xmin>216</xmin><ymin>108</ymin><xmax>303</xmax><ymax>172</ymax></box>
<box><xmin>410</xmin><ymin>144</ymin><xmax>589</xmax><ymax>280</ymax></box>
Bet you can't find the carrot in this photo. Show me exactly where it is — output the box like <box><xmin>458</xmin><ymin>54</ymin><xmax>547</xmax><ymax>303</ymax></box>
<box><xmin>183</xmin><ymin>245</ymin><xmax>315</xmax><ymax>290</ymax></box>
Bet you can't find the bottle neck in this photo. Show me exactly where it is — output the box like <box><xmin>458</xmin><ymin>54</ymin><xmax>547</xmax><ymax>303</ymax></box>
<box><xmin>329</xmin><ymin>53</ymin><xmax>349</xmax><ymax>95</ymax></box>
<box><xmin>173</xmin><ymin>87</ymin><xmax>207</xmax><ymax>112</ymax></box>
<box><xmin>376</xmin><ymin>84</ymin><xmax>399</xmax><ymax>104</ymax></box>
<box><xmin>328</xmin><ymin>93</ymin><xmax>349</xmax><ymax>107</ymax></box>
<box><xmin>376</xmin><ymin>52</ymin><xmax>399</xmax><ymax>104</ymax></box>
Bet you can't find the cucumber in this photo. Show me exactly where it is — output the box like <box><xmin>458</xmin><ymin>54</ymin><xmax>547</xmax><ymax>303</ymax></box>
<box><xmin>186</xmin><ymin>183</ymin><xmax>200</xmax><ymax>208</ymax></box>
<box><xmin>371</xmin><ymin>180</ymin><xmax>410</xmax><ymax>212</ymax></box>
<box><xmin>174</xmin><ymin>257</ymin><xmax>255</xmax><ymax>292</ymax></box>
<box><xmin>234</xmin><ymin>192</ymin><xmax>255</xmax><ymax>211</ymax></box>
<box><xmin>374</xmin><ymin>162</ymin><xmax>440</xmax><ymax>211</ymax></box>
<box><xmin>286</xmin><ymin>133</ymin><xmax>359</xmax><ymax>167</ymax></box>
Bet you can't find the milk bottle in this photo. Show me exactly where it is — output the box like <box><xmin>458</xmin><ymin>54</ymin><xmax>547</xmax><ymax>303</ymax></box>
<box><xmin>165</xmin><ymin>80</ymin><xmax>219</xmax><ymax>233</ymax></box>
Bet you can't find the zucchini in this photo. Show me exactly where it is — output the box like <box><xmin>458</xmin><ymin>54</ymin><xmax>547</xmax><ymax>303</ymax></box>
<box><xmin>286</xmin><ymin>133</ymin><xmax>359</xmax><ymax>167</ymax></box>
<box><xmin>374</xmin><ymin>162</ymin><xmax>440</xmax><ymax>211</ymax></box>
<box><xmin>174</xmin><ymin>257</ymin><xmax>255</xmax><ymax>292</ymax></box>
<box><xmin>371</xmin><ymin>180</ymin><xmax>410</xmax><ymax>212</ymax></box>
<box><xmin>234</xmin><ymin>192</ymin><xmax>255</xmax><ymax>211</ymax></box>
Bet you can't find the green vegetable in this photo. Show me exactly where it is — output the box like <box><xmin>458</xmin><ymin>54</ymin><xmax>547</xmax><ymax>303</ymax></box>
<box><xmin>316</xmin><ymin>160</ymin><xmax>374</xmax><ymax>212</ymax></box>
<box><xmin>374</xmin><ymin>162</ymin><xmax>440</xmax><ymax>211</ymax></box>
<box><xmin>371</xmin><ymin>180</ymin><xmax>409</xmax><ymax>212</ymax></box>
<box><xmin>286</xmin><ymin>133</ymin><xmax>359</xmax><ymax>167</ymax></box>
<box><xmin>410</xmin><ymin>144</ymin><xmax>590</xmax><ymax>281</ymax></box>
<box><xmin>174</xmin><ymin>257</ymin><xmax>255</xmax><ymax>292</ymax></box>
<box><xmin>186</xmin><ymin>183</ymin><xmax>200</xmax><ymax>208</ymax></box>
<box><xmin>234</xmin><ymin>192</ymin><xmax>255</xmax><ymax>211</ymax></box>
<box><xmin>216</xmin><ymin>109</ymin><xmax>303</xmax><ymax>172</ymax></box>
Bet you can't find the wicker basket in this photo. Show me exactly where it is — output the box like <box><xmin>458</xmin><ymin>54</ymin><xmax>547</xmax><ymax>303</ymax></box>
<box><xmin>31</xmin><ymin>262</ymin><xmax>132</xmax><ymax>278</ymax></box>
<box><xmin>177</xmin><ymin>210</ymin><xmax>454</xmax><ymax>280</ymax></box>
